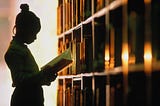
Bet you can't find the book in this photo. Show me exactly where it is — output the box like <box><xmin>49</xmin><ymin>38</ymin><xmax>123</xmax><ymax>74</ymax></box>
<box><xmin>41</xmin><ymin>48</ymin><xmax>73</xmax><ymax>74</ymax></box>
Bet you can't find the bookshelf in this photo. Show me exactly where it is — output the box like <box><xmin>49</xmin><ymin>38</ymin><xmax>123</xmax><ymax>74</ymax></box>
<box><xmin>56</xmin><ymin>0</ymin><xmax>160</xmax><ymax>106</ymax></box>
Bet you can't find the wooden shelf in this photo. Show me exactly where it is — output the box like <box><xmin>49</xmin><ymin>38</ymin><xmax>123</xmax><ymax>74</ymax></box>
<box><xmin>56</xmin><ymin>0</ymin><xmax>160</xmax><ymax>105</ymax></box>
<box><xmin>57</xmin><ymin>0</ymin><xmax>122</xmax><ymax>38</ymax></box>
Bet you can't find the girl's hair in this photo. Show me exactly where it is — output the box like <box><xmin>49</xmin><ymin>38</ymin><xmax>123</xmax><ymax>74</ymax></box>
<box><xmin>13</xmin><ymin>4</ymin><xmax>41</xmax><ymax>35</ymax></box>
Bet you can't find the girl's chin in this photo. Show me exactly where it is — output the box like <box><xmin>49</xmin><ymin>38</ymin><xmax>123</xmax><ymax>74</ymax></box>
<box><xmin>25</xmin><ymin>40</ymin><xmax>34</xmax><ymax>44</ymax></box>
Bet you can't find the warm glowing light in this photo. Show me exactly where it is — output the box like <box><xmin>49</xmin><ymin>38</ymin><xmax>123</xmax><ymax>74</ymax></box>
<box><xmin>122</xmin><ymin>52</ymin><xmax>129</xmax><ymax>62</ymax></box>
<box><xmin>144</xmin><ymin>42</ymin><xmax>152</xmax><ymax>75</ymax></box>
<box><xmin>144</xmin><ymin>0</ymin><xmax>151</xmax><ymax>3</ymax></box>
<box><xmin>122</xmin><ymin>45</ymin><xmax>129</xmax><ymax>64</ymax></box>
<box><xmin>122</xmin><ymin>44</ymin><xmax>129</xmax><ymax>75</ymax></box>
<box><xmin>122</xmin><ymin>43</ymin><xmax>129</xmax><ymax>105</ymax></box>
<box><xmin>144</xmin><ymin>52</ymin><xmax>152</xmax><ymax>61</ymax></box>
<box><xmin>105</xmin><ymin>45</ymin><xmax>110</xmax><ymax>69</ymax></box>
<box><xmin>105</xmin><ymin>48</ymin><xmax>110</xmax><ymax>61</ymax></box>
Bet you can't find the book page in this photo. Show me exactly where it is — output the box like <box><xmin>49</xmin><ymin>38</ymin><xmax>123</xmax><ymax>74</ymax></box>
<box><xmin>41</xmin><ymin>48</ymin><xmax>73</xmax><ymax>73</ymax></box>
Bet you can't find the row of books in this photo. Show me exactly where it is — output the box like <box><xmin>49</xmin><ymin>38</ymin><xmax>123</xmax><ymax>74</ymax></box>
<box><xmin>57</xmin><ymin>36</ymin><xmax>86</xmax><ymax>75</ymax></box>
<box><xmin>56</xmin><ymin>0</ymin><xmax>160</xmax><ymax>77</ymax></box>
<box><xmin>57</xmin><ymin>67</ymin><xmax>160</xmax><ymax>106</ymax></box>
<box><xmin>57</xmin><ymin>0</ymin><xmax>106</xmax><ymax>35</ymax></box>
<box><xmin>57</xmin><ymin>14</ymin><xmax>111</xmax><ymax>75</ymax></box>
<box><xmin>57</xmin><ymin>75</ymin><xmax>106</xmax><ymax>106</ymax></box>
<box><xmin>57</xmin><ymin>0</ymin><xmax>160</xmax><ymax>73</ymax></box>
<box><xmin>56</xmin><ymin>0</ymin><xmax>160</xmax><ymax>106</ymax></box>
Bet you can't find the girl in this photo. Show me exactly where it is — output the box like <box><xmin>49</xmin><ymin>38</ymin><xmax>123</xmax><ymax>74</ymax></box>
<box><xmin>5</xmin><ymin>4</ymin><xmax>57</xmax><ymax>106</ymax></box>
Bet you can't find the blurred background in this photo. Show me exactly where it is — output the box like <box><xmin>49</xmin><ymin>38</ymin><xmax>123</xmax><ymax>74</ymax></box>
<box><xmin>0</xmin><ymin>0</ymin><xmax>58</xmax><ymax>106</ymax></box>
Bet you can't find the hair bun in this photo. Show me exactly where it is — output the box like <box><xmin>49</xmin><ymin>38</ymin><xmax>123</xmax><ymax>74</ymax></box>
<box><xmin>20</xmin><ymin>4</ymin><xmax>29</xmax><ymax>12</ymax></box>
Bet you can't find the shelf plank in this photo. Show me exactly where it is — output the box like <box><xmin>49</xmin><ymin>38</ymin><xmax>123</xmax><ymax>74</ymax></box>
<box><xmin>57</xmin><ymin>61</ymin><xmax>160</xmax><ymax>78</ymax></box>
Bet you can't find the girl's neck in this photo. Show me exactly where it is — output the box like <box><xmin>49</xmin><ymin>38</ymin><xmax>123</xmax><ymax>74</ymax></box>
<box><xmin>13</xmin><ymin>35</ymin><xmax>25</xmax><ymax>44</ymax></box>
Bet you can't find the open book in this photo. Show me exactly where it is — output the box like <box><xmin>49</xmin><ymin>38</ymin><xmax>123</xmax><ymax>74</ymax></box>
<box><xmin>41</xmin><ymin>48</ymin><xmax>73</xmax><ymax>73</ymax></box>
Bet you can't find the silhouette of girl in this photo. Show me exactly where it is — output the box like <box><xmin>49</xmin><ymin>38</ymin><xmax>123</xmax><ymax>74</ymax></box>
<box><xmin>5</xmin><ymin>4</ymin><xmax>57</xmax><ymax>106</ymax></box>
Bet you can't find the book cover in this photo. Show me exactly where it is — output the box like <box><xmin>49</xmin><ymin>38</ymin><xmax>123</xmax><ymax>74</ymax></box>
<box><xmin>41</xmin><ymin>48</ymin><xmax>73</xmax><ymax>74</ymax></box>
